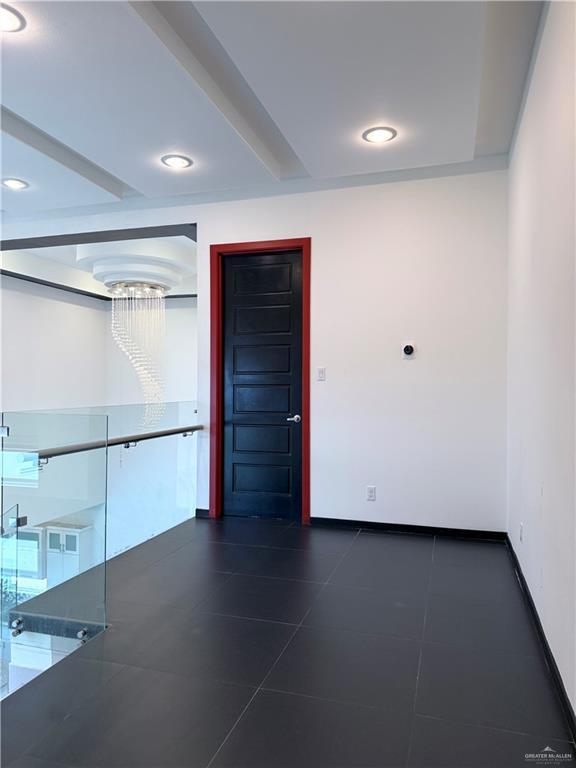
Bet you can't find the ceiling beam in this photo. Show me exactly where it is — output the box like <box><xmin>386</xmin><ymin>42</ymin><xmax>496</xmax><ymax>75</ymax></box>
<box><xmin>129</xmin><ymin>1</ymin><xmax>291</xmax><ymax>181</ymax></box>
<box><xmin>1</xmin><ymin>108</ymin><xmax>130</xmax><ymax>200</ymax></box>
<box><xmin>1</xmin><ymin>223</ymin><xmax>197</xmax><ymax>252</ymax></box>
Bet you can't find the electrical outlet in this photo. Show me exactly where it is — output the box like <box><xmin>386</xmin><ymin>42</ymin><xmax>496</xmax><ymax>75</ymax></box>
<box><xmin>317</xmin><ymin>367</ymin><xmax>326</xmax><ymax>382</ymax></box>
<box><xmin>366</xmin><ymin>485</ymin><xmax>376</xmax><ymax>502</ymax></box>
<box><xmin>519</xmin><ymin>522</ymin><xmax>524</xmax><ymax>543</ymax></box>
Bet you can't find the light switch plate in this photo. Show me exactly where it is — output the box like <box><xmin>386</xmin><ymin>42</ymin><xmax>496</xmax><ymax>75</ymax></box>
<box><xmin>317</xmin><ymin>367</ymin><xmax>326</xmax><ymax>381</ymax></box>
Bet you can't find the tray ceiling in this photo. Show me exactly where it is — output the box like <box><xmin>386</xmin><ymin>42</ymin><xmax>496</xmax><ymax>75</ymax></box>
<box><xmin>0</xmin><ymin>1</ymin><xmax>542</xmax><ymax>219</ymax></box>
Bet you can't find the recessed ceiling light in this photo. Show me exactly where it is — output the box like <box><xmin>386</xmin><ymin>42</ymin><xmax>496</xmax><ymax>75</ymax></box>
<box><xmin>362</xmin><ymin>126</ymin><xmax>398</xmax><ymax>144</ymax></box>
<box><xmin>161</xmin><ymin>154</ymin><xmax>193</xmax><ymax>170</ymax></box>
<box><xmin>0</xmin><ymin>3</ymin><xmax>26</xmax><ymax>32</ymax></box>
<box><xmin>2</xmin><ymin>178</ymin><xmax>29</xmax><ymax>190</ymax></box>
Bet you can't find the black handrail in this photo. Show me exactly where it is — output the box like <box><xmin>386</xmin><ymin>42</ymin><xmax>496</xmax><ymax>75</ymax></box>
<box><xmin>19</xmin><ymin>424</ymin><xmax>203</xmax><ymax>461</ymax></box>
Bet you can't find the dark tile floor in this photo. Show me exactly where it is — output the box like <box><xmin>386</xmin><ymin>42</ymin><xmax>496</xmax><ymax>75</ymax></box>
<box><xmin>2</xmin><ymin>517</ymin><xmax>575</xmax><ymax>768</ymax></box>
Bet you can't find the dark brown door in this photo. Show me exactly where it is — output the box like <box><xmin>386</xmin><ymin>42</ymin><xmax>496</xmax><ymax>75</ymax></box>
<box><xmin>223</xmin><ymin>250</ymin><xmax>302</xmax><ymax>519</ymax></box>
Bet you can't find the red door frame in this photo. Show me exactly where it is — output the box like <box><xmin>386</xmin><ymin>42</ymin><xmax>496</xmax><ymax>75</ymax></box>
<box><xmin>209</xmin><ymin>238</ymin><xmax>311</xmax><ymax>525</ymax></box>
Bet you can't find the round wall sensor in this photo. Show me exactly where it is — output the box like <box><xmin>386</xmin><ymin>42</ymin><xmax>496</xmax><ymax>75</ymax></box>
<box><xmin>403</xmin><ymin>344</ymin><xmax>415</xmax><ymax>357</ymax></box>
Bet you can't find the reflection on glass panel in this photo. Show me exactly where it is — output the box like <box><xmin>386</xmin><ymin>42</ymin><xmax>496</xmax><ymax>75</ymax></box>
<box><xmin>1</xmin><ymin>508</ymin><xmax>19</xmax><ymax>695</ymax></box>
<box><xmin>107</xmin><ymin>429</ymin><xmax>197</xmax><ymax>558</ymax></box>
<box><xmin>2</xmin><ymin>451</ymin><xmax>39</xmax><ymax>488</ymax></box>
<box><xmin>1</xmin><ymin>411</ymin><xmax>108</xmax><ymax>698</ymax></box>
<box><xmin>14</xmin><ymin>531</ymin><xmax>44</xmax><ymax>578</ymax></box>
<box><xmin>7</xmin><ymin>401</ymin><xmax>199</xmax><ymax>442</ymax></box>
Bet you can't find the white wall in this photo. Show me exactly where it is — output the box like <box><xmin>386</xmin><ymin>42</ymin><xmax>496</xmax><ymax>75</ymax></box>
<box><xmin>104</xmin><ymin>298</ymin><xmax>198</xmax><ymax>406</ymax></box>
<box><xmin>507</xmin><ymin>2</ymin><xmax>576</xmax><ymax>706</ymax></box>
<box><xmin>103</xmin><ymin>298</ymin><xmax>199</xmax><ymax>557</ymax></box>
<box><xmin>2</xmin><ymin>169</ymin><xmax>509</xmax><ymax>532</ymax></box>
<box><xmin>0</xmin><ymin>276</ymin><xmax>199</xmax><ymax>560</ymax></box>
<box><xmin>0</xmin><ymin>277</ymin><xmax>198</xmax><ymax>411</ymax></box>
<box><xmin>0</xmin><ymin>276</ymin><xmax>108</xmax><ymax>411</ymax></box>
<box><xmin>193</xmin><ymin>172</ymin><xmax>508</xmax><ymax>530</ymax></box>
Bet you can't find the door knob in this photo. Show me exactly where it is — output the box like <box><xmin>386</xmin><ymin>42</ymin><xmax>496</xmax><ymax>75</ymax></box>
<box><xmin>286</xmin><ymin>414</ymin><xmax>301</xmax><ymax>423</ymax></box>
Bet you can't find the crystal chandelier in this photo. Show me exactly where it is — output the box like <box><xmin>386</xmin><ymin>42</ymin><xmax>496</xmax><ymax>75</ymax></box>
<box><xmin>109</xmin><ymin>282</ymin><xmax>166</xmax><ymax>426</ymax></box>
<box><xmin>76</xmin><ymin>237</ymin><xmax>195</xmax><ymax>427</ymax></box>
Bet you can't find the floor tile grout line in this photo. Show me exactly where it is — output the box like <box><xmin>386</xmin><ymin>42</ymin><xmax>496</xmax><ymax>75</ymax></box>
<box><xmin>109</xmin><ymin>526</ymin><xmax>209</xmax><ymax>571</ymax></box>
<box><xmin>195</xmin><ymin>610</ymin><xmax>301</xmax><ymax>628</ymax></box>
<box><xmin>197</xmin><ymin>610</ymin><xmax>428</xmax><ymax>642</ymax></box>
<box><xmin>321</xmin><ymin>528</ymin><xmax>363</xmax><ymax>584</ymax></box>
<box><xmin>202</xmin><ymin>628</ymin><xmax>297</xmax><ymax>768</ymax></box>
<box><xmin>120</xmin><ymin>525</ymin><xmax>434</xmax><ymax>588</ymax></box>
<box><xmin>210</xmin><ymin>541</ymin><xmax>359</xmax><ymax>554</ymax></box>
<box><xmin>114</xmin><ymin>530</ymin><xmax>360</xmax><ymax>581</ymax></box>
<box><xmin>122</xmin><ymin>604</ymin><xmax>508</xmax><ymax>650</ymax></box>
<box><xmin>101</xmin><ymin>659</ymin><xmax>260</xmax><ymax>695</ymax></box>
<box><xmin>254</xmin><ymin>687</ymin><xmax>576</xmax><ymax>745</ymax></box>
<box><xmin>410</xmin><ymin>637</ymin><xmax>548</xmax><ymax>660</ymax></box>
<box><xmin>15</xmin><ymin>659</ymin><xmax>129</xmax><ymax>766</ymax></box>
<box><xmin>259</xmin><ymin>684</ymin><xmax>414</xmax><ymax>713</ymax></box>
<box><xmin>405</xmin><ymin>534</ymin><xmax>436</xmax><ymax>768</ymax></box>
<box><xmin>414</xmin><ymin>712</ymin><xmax>576</xmax><ymax>746</ymax></box>
<box><xmin>113</xmin><ymin>518</ymin><xmax>447</xmax><ymax>581</ymax></box>
<box><xmin>225</xmin><ymin>571</ymin><xmax>326</xmax><ymax>585</ymax></box>
<box><xmin>191</xmin><ymin>532</ymin><xmax>360</xmax><ymax>553</ymax></box>
<box><xmin>116</xmin><ymin>560</ymin><xmax>338</xmax><ymax>592</ymax></box>
<box><xmin>203</xmin><ymin>528</ymin><xmax>362</xmax><ymax>768</ymax></box>
<box><xmin>120</xmin><ymin>532</ymin><xmax>508</xmax><ymax>602</ymax></box>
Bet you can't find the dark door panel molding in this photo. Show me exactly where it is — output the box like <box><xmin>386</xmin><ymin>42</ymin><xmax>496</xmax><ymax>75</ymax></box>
<box><xmin>223</xmin><ymin>249</ymin><xmax>301</xmax><ymax>519</ymax></box>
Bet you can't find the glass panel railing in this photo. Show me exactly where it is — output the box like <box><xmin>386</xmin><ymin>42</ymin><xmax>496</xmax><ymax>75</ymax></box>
<box><xmin>0</xmin><ymin>504</ymin><xmax>20</xmax><ymax>695</ymax></box>
<box><xmin>0</xmin><ymin>411</ymin><xmax>108</xmax><ymax>698</ymax></box>
<box><xmin>104</xmin><ymin>400</ymin><xmax>198</xmax><ymax>439</ymax></box>
<box><xmin>107</xmin><ymin>429</ymin><xmax>197</xmax><ymax>559</ymax></box>
<box><xmin>20</xmin><ymin>400</ymin><xmax>199</xmax><ymax>441</ymax></box>
<box><xmin>104</xmin><ymin>401</ymin><xmax>199</xmax><ymax>558</ymax></box>
<box><xmin>0</xmin><ymin>401</ymin><xmax>201</xmax><ymax>698</ymax></box>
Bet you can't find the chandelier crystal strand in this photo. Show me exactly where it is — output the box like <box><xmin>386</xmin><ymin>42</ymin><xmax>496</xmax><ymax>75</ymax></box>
<box><xmin>110</xmin><ymin>283</ymin><xmax>166</xmax><ymax>428</ymax></box>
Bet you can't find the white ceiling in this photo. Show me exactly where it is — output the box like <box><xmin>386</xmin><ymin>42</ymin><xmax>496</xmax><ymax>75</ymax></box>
<box><xmin>0</xmin><ymin>1</ymin><xmax>542</xmax><ymax>219</ymax></box>
<box><xmin>196</xmin><ymin>2</ymin><xmax>486</xmax><ymax>178</ymax></box>
<box><xmin>2</xmin><ymin>236</ymin><xmax>198</xmax><ymax>296</ymax></box>
<box><xmin>0</xmin><ymin>133</ymin><xmax>119</xmax><ymax>213</ymax></box>
<box><xmin>20</xmin><ymin>236</ymin><xmax>197</xmax><ymax>273</ymax></box>
<box><xmin>1</xmin><ymin>2</ymin><xmax>274</xmax><ymax>198</ymax></box>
